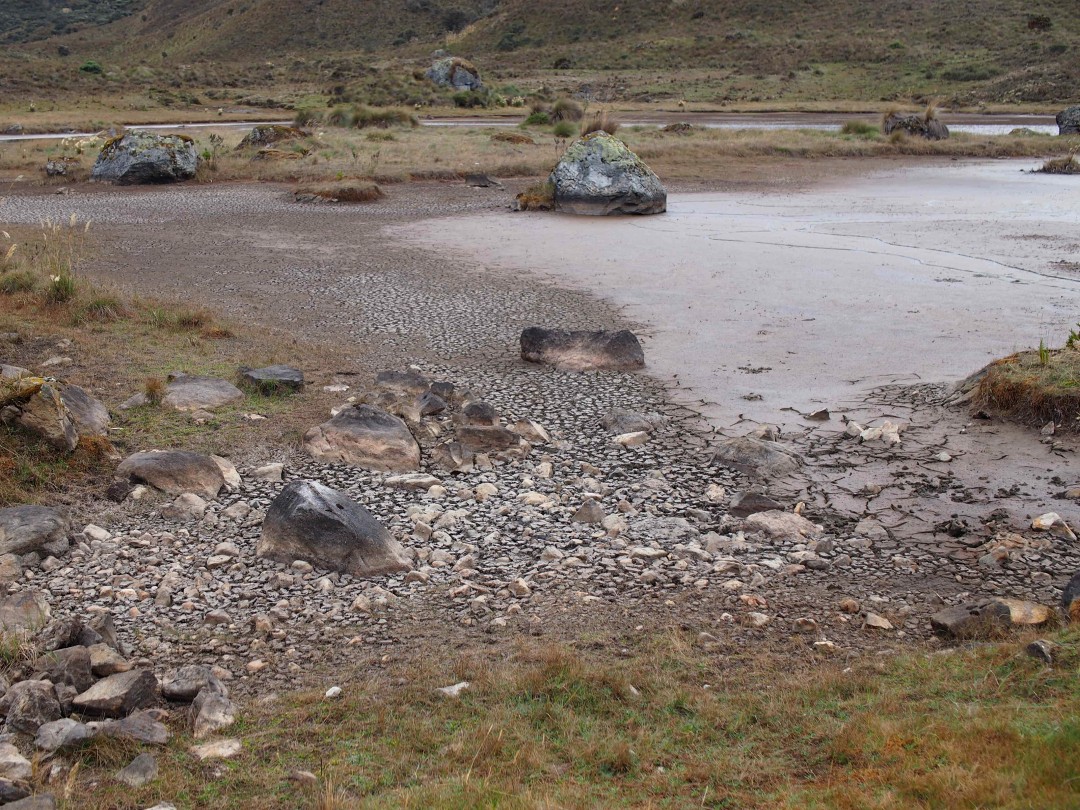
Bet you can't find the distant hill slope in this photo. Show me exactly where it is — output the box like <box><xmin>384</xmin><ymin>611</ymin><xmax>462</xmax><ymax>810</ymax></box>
<box><xmin>1</xmin><ymin>0</ymin><xmax>146</xmax><ymax>45</ymax></box>
<box><xmin>6</xmin><ymin>0</ymin><xmax>1080</xmax><ymax>104</ymax></box>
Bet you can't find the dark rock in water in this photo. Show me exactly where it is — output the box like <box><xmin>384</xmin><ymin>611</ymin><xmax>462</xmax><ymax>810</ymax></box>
<box><xmin>711</xmin><ymin>436</ymin><xmax>800</xmax><ymax>479</ymax></box>
<box><xmin>1057</xmin><ymin>106</ymin><xmax>1080</xmax><ymax>135</ymax></box>
<box><xmin>240</xmin><ymin>365</ymin><xmax>304</xmax><ymax>394</ymax></box>
<box><xmin>520</xmin><ymin>327</ymin><xmax>645</xmax><ymax>372</ymax></box>
<box><xmin>882</xmin><ymin>112</ymin><xmax>949</xmax><ymax>140</ymax></box>
<box><xmin>303</xmin><ymin>405</ymin><xmax>421</xmax><ymax>472</ymax></box>
<box><xmin>729</xmin><ymin>492</ymin><xmax>783</xmax><ymax>518</ymax></box>
<box><xmin>117</xmin><ymin>450</ymin><xmax>225</xmax><ymax>498</ymax></box>
<box><xmin>0</xmin><ymin>507</ymin><xmax>69</xmax><ymax>556</ymax></box>
<box><xmin>258</xmin><ymin>480</ymin><xmax>411</xmax><ymax>577</ymax></box>
<box><xmin>236</xmin><ymin>125</ymin><xmax>307</xmax><ymax>150</ymax></box>
<box><xmin>930</xmin><ymin>598</ymin><xmax>1054</xmax><ymax>639</ymax></box>
<box><xmin>548</xmin><ymin>132</ymin><xmax>666</xmax><ymax>215</ymax></box>
<box><xmin>91</xmin><ymin>132</ymin><xmax>198</xmax><ymax>185</ymax></box>
<box><xmin>426</xmin><ymin>57</ymin><xmax>482</xmax><ymax>91</ymax></box>
<box><xmin>1062</xmin><ymin>571</ymin><xmax>1080</xmax><ymax>623</ymax></box>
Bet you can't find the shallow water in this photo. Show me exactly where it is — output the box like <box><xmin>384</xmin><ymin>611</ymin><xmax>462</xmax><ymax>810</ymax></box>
<box><xmin>399</xmin><ymin>160</ymin><xmax>1080</xmax><ymax>429</ymax></box>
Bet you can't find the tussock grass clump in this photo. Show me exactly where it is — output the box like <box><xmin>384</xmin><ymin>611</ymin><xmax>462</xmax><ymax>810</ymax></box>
<box><xmin>581</xmin><ymin>111</ymin><xmax>620</xmax><ymax>136</ymax></box>
<box><xmin>0</xmin><ymin>271</ymin><xmax>36</xmax><ymax>295</ymax></box>
<box><xmin>143</xmin><ymin>376</ymin><xmax>166</xmax><ymax>406</ymax></box>
<box><xmin>840</xmin><ymin>119</ymin><xmax>880</xmax><ymax>137</ymax></box>
<box><xmin>549</xmin><ymin>97</ymin><xmax>584</xmax><ymax>122</ymax></box>
<box><xmin>323</xmin><ymin>104</ymin><xmax>419</xmax><ymax>130</ymax></box>
<box><xmin>514</xmin><ymin>181</ymin><xmax>555</xmax><ymax>211</ymax></box>
<box><xmin>552</xmin><ymin>121</ymin><xmax>576</xmax><ymax>139</ymax></box>
<box><xmin>294</xmin><ymin>180</ymin><xmax>384</xmax><ymax>203</ymax></box>
<box><xmin>491</xmin><ymin>131</ymin><xmax>535</xmax><ymax>145</ymax></box>
<box><xmin>1036</xmin><ymin>155</ymin><xmax>1080</xmax><ymax>174</ymax></box>
<box><xmin>975</xmin><ymin>343</ymin><xmax>1080</xmax><ymax>429</ymax></box>
<box><xmin>72</xmin><ymin>295</ymin><xmax>127</xmax><ymax>323</ymax></box>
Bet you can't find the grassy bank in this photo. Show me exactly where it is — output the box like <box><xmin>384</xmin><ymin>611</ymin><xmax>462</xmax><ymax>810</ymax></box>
<box><xmin>56</xmin><ymin>626</ymin><xmax>1080</xmax><ymax>809</ymax></box>
<box><xmin>3</xmin><ymin>119</ymin><xmax>1078</xmax><ymax>189</ymax></box>
<box><xmin>0</xmin><ymin>221</ymin><xmax>337</xmax><ymax>506</ymax></box>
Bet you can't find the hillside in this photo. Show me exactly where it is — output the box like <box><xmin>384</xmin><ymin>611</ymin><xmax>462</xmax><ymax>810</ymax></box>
<box><xmin>3</xmin><ymin>0</ymin><xmax>1079</xmax><ymax>105</ymax></box>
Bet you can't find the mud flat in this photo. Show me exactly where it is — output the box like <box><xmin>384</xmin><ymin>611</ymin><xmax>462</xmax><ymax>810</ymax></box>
<box><xmin>400</xmin><ymin>159</ymin><xmax>1080</xmax><ymax>431</ymax></box>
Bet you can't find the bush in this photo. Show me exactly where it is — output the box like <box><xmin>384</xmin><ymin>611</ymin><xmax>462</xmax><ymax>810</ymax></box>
<box><xmin>41</xmin><ymin>272</ymin><xmax>76</xmax><ymax>305</ymax></box>
<box><xmin>293</xmin><ymin>107</ymin><xmax>322</xmax><ymax>128</ymax></box>
<box><xmin>1036</xmin><ymin>155</ymin><xmax>1080</xmax><ymax>175</ymax></box>
<box><xmin>552</xmin><ymin>122</ymin><xmax>577</xmax><ymax>138</ymax></box>
<box><xmin>515</xmin><ymin>182</ymin><xmax>555</xmax><ymax>211</ymax></box>
<box><xmin>524</xmin><ymin>111</ymin><xmax>550</xmax><ymax>126</ymax></box>
<box><xmin>350</xmin><ymin>105</ymin><xmax>418</xmax><ymax>129</ymax></box>
<box><xmin>581</xmin><ymin>112</ymin><xmax>620</xmax><ymax>136</ymax></box>
<box><xmin>840</xmin><ymin>120</ymin><xmax>880</xmax><ymax>137</ymax></box>
<box><xmin>0</xmin><ymin>271</ymin><xmax>35</xmax><ymax>295</ymax></box>
<box><xmin>550</xmin><ymin>98</ymin><xmax>584</xmax><ymax>122</ymax></box>
<box><xmin>79</xmin><ymin>60</ymin><xmax>103</xmax><ymax>75</ymax></box>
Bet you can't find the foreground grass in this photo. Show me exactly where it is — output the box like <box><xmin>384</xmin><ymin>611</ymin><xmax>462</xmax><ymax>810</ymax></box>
<box><xmin>63</xmin><ymin>627</ymin><xmax>1080</xmax><ymax>809</ymax></box>
<box><xmin>4</xmin><ymin>121</ymin><xmax>1079</xmax><ymax>189</ymax></box>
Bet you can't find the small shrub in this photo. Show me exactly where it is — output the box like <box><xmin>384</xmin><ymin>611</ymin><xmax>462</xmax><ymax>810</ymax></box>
<box><xmin>515</xmin><ymin>182</ymin><xmax>555</xmax><ymax>211</ymax></box>
<box><xmin>365</xmin><ymin>131</ymin><xmax>396</xmax><ymax>142</ymax></box>
<box><xmin>1036</xmin><ymin>155</ymin><xmax>1080</xmax><ymax>175</ymax></box>
<box><xmin>350</xmin><ymin>106</ymin><xmax>418</xmax><ymax>129</ymax></box>
<box><xmin>0</xmin><ymin>271</ymin><xmax>35</xmax><ymax>295</ymax></box>
<box><xmin>524</xmin><ymin>111</ymin><xmax>550</xmax><ymax>126</ymax></box>
<box><xmin>552</xmin><ymin>121</ymin><xmax>576</xmax><ymax>138</ymax></box>
<box><xmin>550</xmin><ymin>98</ymin><xmax>584</xmax><ymax>122</ymax></box>
<box><xmin>74</xmin><ymin>295</ymin><xmax>127</xmax><ymax>323</ymax></box>
<box><xmin>144</xmin><ymin>377</ymin><xmax>166</xmax><ymax>406</ymax></box>
<box><xmin>581</xmin><ymin>112</ymin><xmax>620</xmax><ymax>136</ymax></box>
<box><xmin>41</xmin><ymin>272</ymin><xmax>76</xmax><ymax>305</ymax></box>
<box><xmin>492</xmin><ymin>131</ymin><xmax>535</xmax><ymax>145</ymax></box>
<box><xmin>79</xmin><ymin>60</ymin><xmax>103</xmax><ymax>75</ymax></box>
<box><xmin>293</xmin><ymin>107</ymin><xmax>322</xmax><ymax>128</ymax></box>
<box><xmin>840</xmin><ymin>120</ymin><xmax>879</xmax><ymax>137</ymax></box>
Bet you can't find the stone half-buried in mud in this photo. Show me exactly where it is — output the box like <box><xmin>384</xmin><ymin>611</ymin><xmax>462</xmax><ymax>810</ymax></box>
<box><xmin>548</xmin><ymin>132</ymin><xmax>667</xmax><ymax>216</ymax></box>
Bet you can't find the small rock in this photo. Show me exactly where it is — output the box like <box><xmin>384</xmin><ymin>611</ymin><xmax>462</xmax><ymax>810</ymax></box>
<box><xmin>436</xmin><ymin>682</ymin><xmax>470</xmax><ymax>698</ymax></box>
<box><xmin>864</xmin><ymin>613</ymin><xmax>894</xmax><ymax>630</ymax></box>
<box><xmin>189</xmin><ymin>739</ymin><xmax>241</xmax><ymax>761</ymax></box>
<box><xmin>116</xmin><ymin>753</ymin><xmax>158</xmax><ymax>788</ymax></box>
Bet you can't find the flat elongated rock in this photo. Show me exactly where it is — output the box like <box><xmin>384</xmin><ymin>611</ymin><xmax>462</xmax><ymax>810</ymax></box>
<box><xmin>240</xmin><ymin>365</ymin><xmax>304</xmax><ymax>393</ymax></box>
<box><xmin>72</xmin><ymin>669</ymin><xmax>158</xmax><ymax>718</ymax></box>
<box><xmin>4</xmin><ymin>795</ymin><xmax>57</xmax><ymax>809</ymax></box>
<box><xmin>259</xmin><ymin>480</ymin><xmax>411</xmax><ymax>577</ymax></box>
<box><xmin>930</xmin><ymin>598</ymin><xmax>1055</xmax><ymax>639</ymax></box>
<box><xmin>117</xmin><ymin>451</ymin><xmax>225</xmax><ymax>498</ymax></box>
<box><xmin>162</xmin><ymin>374</ymin><xmax>244</xmax><ymax>412</ymax></box>
<box><xmin>549</xmin><ymin>132</ymin><xmax>666</xmax><ymax>215</ymax></box>
<box><xmin>0</xmin><ymin>507</ymin><xmax>68</xmax><ymax>556</ymax></box>
<box><xmin>88</xmin><ymin>644</ymin><xmax>131</xmax><ymax>677</ymax></box>
<box><xmin>34</xmin><ymin>718</ymin><xmax>90</xmax><ymax>752</ymax></box>
<box><xmin>102</xmin><ymin>710</ymin><xmax>169</xmax><ymax>745</ymax></box>
<box><xmin>303</xmin><ymin>405</ymin><xmax>420</xmax><ymax>472</ymax></box>
<box><xmin>712</xmin><ymin>436</ymin><xmax>800</xmax><ymax>479</ymax></box>
<box><xmin>190</xmin><ymin>739</ymin><xmax>241</xmax><ymax>761</ymax></box>
<box><xmin>744</xmin><ymin>510</ymin><xmax>821</xmax><ymax>541</ymax></box>
<box><xmin>601</xmin><ymin>409</ymin><xmax>667</xmax><ymax>435</ymax></box>
<box><xmin>520</xmin><ymin>327</ymin><xmax>645</xmax><ymax>372</ymax></box>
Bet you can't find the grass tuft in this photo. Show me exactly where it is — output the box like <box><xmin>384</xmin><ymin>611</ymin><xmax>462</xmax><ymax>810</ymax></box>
<box><xmin>581</xmin><ymin>111</ymin><xmax>620</xmax><ymax>136</ymax></box>
<box><xmin>1037</xmin><ymin>154</ymin><xmax>1080</xmax><ymax>175</ymax></box>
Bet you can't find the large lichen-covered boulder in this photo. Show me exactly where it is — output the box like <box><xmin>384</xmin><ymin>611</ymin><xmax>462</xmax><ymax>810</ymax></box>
<box><xmin>882</xmin><ymin>112</ymin><xmax>949</xmax><ymax>140</ymax></box>
<box><xmin>1057</xmin><ymin>106</ymin><xmax>1080</xmax><ymax>135</ymax></box>
<box><xmin>91</xmin><ymin>132</ymin><xmax>198</xmax><ymax>185</ymax></box>
<box><xmin>258</xmin><ymin>480</ymin><xmax>411</xmax><ymax>577</ymax></box>
<box><xmin>549</xmin><ymin>133</ymin><xmax>667</xmax><ymax>215</ymax></box>
<box><xmin>426</xmin><ymin>57</ymin><xmax>483</xmax><ymax>91</ymax></box>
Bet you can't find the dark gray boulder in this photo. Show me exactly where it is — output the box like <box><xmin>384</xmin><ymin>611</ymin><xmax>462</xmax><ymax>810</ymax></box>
<box><xmin>426</xmin><ymin>57</ymin><xmax>482</xmax><ymax>91</ymax></box>
<box><xmin>258</xmin><ymin>480</ymin><xmax>411</xmax><ymax>577</ymax></box>
<box><xmin>240</xmin><ymin>365</ymin><xmax>304</xmax><ymax>394</ymax></box>
<box><xmin>1</xmin><ymin>681</ymin><xmax>62</xmax><ymax>736</ymax></box>
<box><xmin>549</xmin><ymin>132</ymin><xmax>666</xmax><ymax>215</ymax></box>
<box><xmin>116</xmin><ymin>450</ymin><xmax>225</xmax><ymax>498</ymax></box>
<box><xmin>1057</xmin><ymin>106</ymin><xmax>1080</xmax><ymax>135</ymax></box>
<box><xmin>303</xmin><ymin>405</ymin><xmax>421</xmax><ymax>472</ymax></box>
<box><xmin>520</xmin><ymin>327</ymin><xmax>645</xmax><ymax>372</ymax></box>
<box><xmin>91</xmin><ymin>132</ymin><xmax>198</xmax><ymax>185</ymax></box>
<box><xmin>0</xmin><ymin>507</ymin><xmax>68</xmax><ymax>556</ymax></box>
